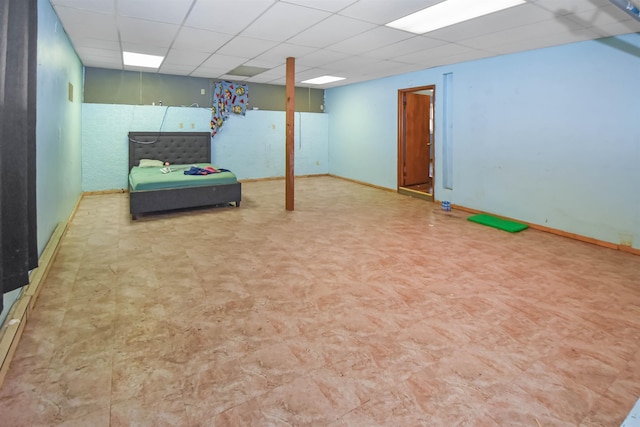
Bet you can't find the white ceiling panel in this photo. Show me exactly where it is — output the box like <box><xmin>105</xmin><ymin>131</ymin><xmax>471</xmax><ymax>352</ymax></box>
<box><xmin>253</xmin><ymin>43</ymin><xmax>318</xmax><ymax>63</ymax></box>
<box><xmin>424</xmin><ymin>3</ymin><xmax>549</xmax><ymax>43</ymax></box>
<box><xmin>394</xmin><ymin>43</ymin><xmax>476</xmax><ymax>65</ymax></box>
<box><xmin>50</xmin><ymin>0</ymin><xmax>114</xmax><ymax>14</ymax></box>
<box><xmin>190</xmin><ymin>67</ymin><xmax>232</xmax><ymax>78</ymax></box>
<box><xmin>240</xmin><ymin>2</ymin><xmax>331</xmax><ymax>42</ymax></box>
<box><xmin>75</xmin><ymin>47</ymin><xmax>120</xmax><ymax>60</ymax></box>
<box><xmin>117</xmin><ymin>0</ymin><xmax>193</xmax><ymax>24</ymax></box>
<box><xmin>200</xmin><ymin>54</ymin><xmax>247</xmax><ymax>70</ymax></box>
<box><xmin>215</xmin><ymin>36</ymin><xmax>280</xmax><ymax>58</ymax></box>
<box><xmin>184</xmin><ymin>0</ymin><xmax>277</xmax><ymax>34</ymax></box>
<box><xmin>280</xmin><ymin>0</ymin><xmax>358</xmax><ymax>13</ymax></box>
<box><xmin>530</xmin><ymin>0</ymin><xmax>611</xmax><ymax>14</ymax></box>
<box><xmin>361</xmin><ymin>36</ymin><xmax>446</xmax><ymax>60</ymax></box>
<box><xmin>322</xmin><ymin>55</ymin><xmax>385</xmax><ymax>73</ymax></box>
<box><xmin>162</xmin><ymin>50</ymin><xmax>211</xmax><ymax>67</ymax></box>
<box><xmin>338</xmin><ymin>0</ymin><xmax>444</xmax><ymax>24</ymax></box>
<box><xmin>120</xmin><ymin>42</ymin><xmax>167</xmax><ymax>57</ymax></box>
<box><xmin>568</xmin><ymin>4</ymin><xmax>640</xmax><ymax>28</ymax></box>
<box><xmin>590</xmin><ymin>19</ymin><xmax>640</xmax><ymax>37</ymax></box>
<box><xmin>287</xmin><ymin>15</ymin><xmax>376</xmax><ymax>48</ymax></box>
<box><xmin>72</xmin><ymin>37</ymin><xmax>120</xmax><ymax>51</ymax></box>
<box><xmin>491</xmin><ymin>27</ymin><xmax>603</xmax><ymax>55</ymax></box>
<box><xmin>118</xmin><ymin>17</ymin><xmax>180</xmax><ymax>48</ymax></box>
<box><xmin>328</xmin><ymin>26</ymin><xmax>414</xmax><ymax>55</ymax></box>
<box><xmin>83</xmin><ymin>57</ymin><xmax>123</xmax><ymax>69</ymax></box>
<box><xmin>172</xmin><ymin>27</ymin><xmax>234</xmax><ymax>53</ymax></box>
<box><xmin>296</xmin><ymin>50</ymin><xmax>351</xmax><ymax>68</ymax></box>
<box><xmin>53</xmin><ymin>7</ymin><xmax>118</xmax><ymax>41</ymax></box>
<box><xmin>459</xmin><ymin>16</ymin><xmax>584</xmax><ymax>50</ymax></box>
<box><xmin>50</xmin><ymin>0</ymin><xmax>640</xmax><ymax>86</ymax></box>
<box><xmin>159</xmin><ymin>65</ymin><xmax>199</xmax><ymax>75</ymax></box>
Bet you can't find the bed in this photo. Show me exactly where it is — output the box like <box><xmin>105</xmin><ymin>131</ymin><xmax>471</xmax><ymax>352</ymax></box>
<box><xmin>128</xmin><ymin>131</ymin><xmax>241</xmax><ymax>219</ymax></box>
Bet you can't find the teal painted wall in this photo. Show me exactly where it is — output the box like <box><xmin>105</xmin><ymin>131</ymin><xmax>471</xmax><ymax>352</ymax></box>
<box><xmin>1</xmin><ymin>0</ymin><xmax>83</xmax><ymax>323</ymax></box>
<box><xmin>81</xmin><ymin>105</ymin><xmax>328</xmax><ymax>191</ymax></box>
<box><xmin>326</xmin><ymin>34</ymin><xmax>640</xmax><ymax>249</ymax></box>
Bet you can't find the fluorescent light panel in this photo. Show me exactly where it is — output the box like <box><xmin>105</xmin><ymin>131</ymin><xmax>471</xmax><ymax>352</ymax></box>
<box><xmin>123</xmin><ymin>51</ymin><xmax>164</xmax><ymax>68</ymax></box>
<box><xmin>301</xmin><ymin>75</ymin><xmax>346</xmax><ymax>85</ymax></box>
<box><xmin>386</xmin><ymin>0</ymin><xmax>526</xmax><ymax>34</ymax></box>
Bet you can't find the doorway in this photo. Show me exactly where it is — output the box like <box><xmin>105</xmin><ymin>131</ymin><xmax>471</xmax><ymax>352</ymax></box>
<box><xmin>397</xmin><ymin>85</ymin><xmax>435</xmax><ymax>201</ymax></box>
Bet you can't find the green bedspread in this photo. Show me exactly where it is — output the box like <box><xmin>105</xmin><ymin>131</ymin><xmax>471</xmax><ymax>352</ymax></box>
<box><xmin>129</xmin><ymin>163</ymin><xmax>238</xmax><ymax>191</ymax></box>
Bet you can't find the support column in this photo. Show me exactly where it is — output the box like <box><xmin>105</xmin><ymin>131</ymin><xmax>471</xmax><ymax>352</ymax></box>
<box><xmin>286</xmin><ymin>57</ymin><xmax>295</xmax><ymax>211</ymax></box>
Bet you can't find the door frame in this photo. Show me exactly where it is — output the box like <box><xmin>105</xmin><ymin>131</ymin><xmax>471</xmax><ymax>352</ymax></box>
<box><xmin>397</xmin><ymin>84</ymin><xmax>436</xmax><ymax>193</ymax></box>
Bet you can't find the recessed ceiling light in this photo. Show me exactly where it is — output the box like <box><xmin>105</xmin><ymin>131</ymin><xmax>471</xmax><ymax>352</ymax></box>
<box><xmin>122</xmin><ymin>51</ymin><xmax>164</xmax><ymax>68</ymax></box>
<box><xmin>386</xmin><ymin>0</ymin><xmax>526</xmax><ymax>34</ymax></box>
<box><xmin>301</xmin><ymin>75</ymin><xmax>346</xmax><ymax>85</ymax></box>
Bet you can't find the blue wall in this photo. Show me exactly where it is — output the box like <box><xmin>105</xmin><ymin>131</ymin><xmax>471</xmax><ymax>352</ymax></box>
<box><xmin>326</xmin><ymin>34</ymin><xmax>640</xmax><ymax>249</ymax></box>
<box><xmin>81</xmin><ymin>105</ymin><xmax>328</xmax><ymax>191</ymax></box>
<box><xmin>1</xmin><ymin>0</ymin><xmax>83</xmax><ymax>323</ymax></box>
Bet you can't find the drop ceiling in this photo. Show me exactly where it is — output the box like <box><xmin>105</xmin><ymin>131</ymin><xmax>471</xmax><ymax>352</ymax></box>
<box><xmin>49</xmin><ymin>0</ymin><xmax>640</xmax><ymax>88</ymax></box>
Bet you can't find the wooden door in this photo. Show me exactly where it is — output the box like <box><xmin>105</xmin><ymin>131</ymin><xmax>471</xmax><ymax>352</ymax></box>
<box><xmin>404</xmin><ymin>92</ymin><xmax>431</xmax><ymax>186</ymax></box>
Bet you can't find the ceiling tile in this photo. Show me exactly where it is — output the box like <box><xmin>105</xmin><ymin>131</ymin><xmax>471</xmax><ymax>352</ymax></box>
<box><xmin>82</xmin><ymin>57</ymin><xmax>123</xmax><ymax>69</ymax></box>
<box><xmin>296</xmin><ymin>50</ymin><xmax>351</xmax><ymax>67</ymax></box>
<box><xmin>240</xmin><ymin>2</ymin><xmax>331</xmax><ymax>42</ymax></box>
<box><xmin>567</xmin><ymin>4</ymin><xmax>640</xmax><ymax>28</ymax></box>
<box><xmin>361</xmin><ymin>36</ymin><xmax>446</xmax><ymax>60</ymax></box>
<box><xmin>75</xmin><ymin>47</ymin><xmax>121</xmax><ymax>60</ymax></box>
<box><xmin>287</xmin><ymin>15</ymin><xmax>376</xmax><ymax>48</ymax></box>
<box><xmin>338</xmin><ymin>0</ymin><xmax>444</xmax><ymax>24</ymax></box>
<box><xmin>322</xmin><ymin>55</ymin><xmax>383</xmax><ymax>74</ymax></box>
<box><xmin>51</xmin><ymin>0</ymin><xmax>639</xmax><ymax>88</ymax></box>
<box><xmin>280</xmin><ymin>0</ymin><xmax>358</xmax><ymax>13</ymax></box>
<box><xmin>118</xmin><ymin>17</ymin><xmax>180</xmax><ymax>49</ymax></box>
<box><xmin>589</xmin><ymin>20</ymin><xmax>640</xmax><ymax>37</ymax></box>
<box><xmin>529</xmin><ymin>0</ymin><xmax>611</xmax><ymax>14</ymax></box>
<box><xmin>185</xmin><ymin>0</ymin><xmax>277</xmax><ymax>34</ymax></box>
<box><xmin>51</xmin><ymin>0</ymin><xmax>115</xmax><ymax>14</ymax></box>
<box><xmin>159</xmin><ymin>65</ymin><xmax>199</xmax><ymax>76</ymax></box>
<box><xmin>162</xmin><ymin>49</ymin><xmax>212</xmax><ymax>66</ymax></box>
<box><xmin>120</xmin><ymin>42</ymin><xmax>167</xmax><ymax>57</ymax></box>
<box><xmin>172</xmin><ymin>27</ymin><xmax>234</xmax><ymax>53</ymax></box>
<box><xmin>117</xmin><ymin>0</ymin><xmax>193</xmax><ymax>24</ymax></box>
<box><xmin>424</xmin><ymin>3</ymin><xmax>551</xmax><ymax>43</ymax></box>
<box><xmin>216</xmin><ymin>36</ymin><xmax>280</xmax><ymax>58</ymax></box>
<box><xmin>328</xmin><ymin>26</ymin><xmax>414</xmax><ymax>55</ymax></box>
<box><xmin>252</xmin><ymin>43</ymin><xmax>318</xmax><ymax>63</ymax></box>
<box><xmin>53</xmin><ymin>7</ymin><xmax>118</xmax><ymax>41</ymax></box>
<box><xmin>394</xmin><ymin>43</ymin><xmax>475</xmax><ymax>65</ymax></box>
<box><xmin>491</xmin><ymin>27</ymin><xmax>602</xmax><ymax>55</ymax></box>
<box><xmin>72</xmin><ymin>37</ymin><xmax>120</xmax><ymax>50</ymax></box>
<box><xmin>190</xmin><ymin>67</ymin><xmax>230</xmax><ymax>78</ymax></box>
<box><xmin>200</xmin><ymin>54</ymin><xmax>247</xmax><ymax>70</ymax></box>
<box><xmin>459</xmin><ymin>16</ymin><xmax>586</xmax><ymax>51</ymax></box>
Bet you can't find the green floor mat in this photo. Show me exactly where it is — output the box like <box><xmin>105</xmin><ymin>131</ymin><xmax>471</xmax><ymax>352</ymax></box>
<box><xmin>467</xmin><ymin>213</ymin><xmax>529</xmax><ymax>233</ymax></box>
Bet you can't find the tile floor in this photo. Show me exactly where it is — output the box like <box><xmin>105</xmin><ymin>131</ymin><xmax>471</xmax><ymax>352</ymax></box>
<box><xmin>0</xmin><ymin>176</ymin><xmax>639</xmax><ymax>426</ymax></box>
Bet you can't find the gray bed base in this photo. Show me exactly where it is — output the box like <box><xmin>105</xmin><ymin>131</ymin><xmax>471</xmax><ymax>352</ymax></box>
<box><xmin>128</xmin><ymin>131</ymin><xmax>241</xmax><ymax>219</ymax></box>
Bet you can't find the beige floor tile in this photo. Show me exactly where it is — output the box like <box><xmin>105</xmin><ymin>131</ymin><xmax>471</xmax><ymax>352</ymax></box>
<box><xmin>1</xmin><ymin>176</ymin><xmax>639</xmax><ymax>426</ymax></box>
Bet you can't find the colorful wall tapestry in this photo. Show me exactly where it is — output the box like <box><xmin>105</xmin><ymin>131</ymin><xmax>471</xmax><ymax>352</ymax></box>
<box><xmin>211</xmin><ymin>81</ymin><xmax>249</xmax><ymax>137</ymax></box>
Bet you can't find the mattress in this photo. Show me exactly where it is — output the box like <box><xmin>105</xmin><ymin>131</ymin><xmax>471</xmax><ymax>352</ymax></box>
<box><xmin>129</xmin><ymin>163</ymin><xmax>238</xmax><ymax>191</ymax></box>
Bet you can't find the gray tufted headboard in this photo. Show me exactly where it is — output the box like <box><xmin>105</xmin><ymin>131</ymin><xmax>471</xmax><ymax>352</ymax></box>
<box><xmin>128</xmin><ymin>132</ymin><xmax>212</xmax><ymax>171</ymax></box>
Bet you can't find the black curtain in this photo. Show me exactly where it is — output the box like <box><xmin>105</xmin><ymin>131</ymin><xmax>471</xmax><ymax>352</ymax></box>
<box><xmin>0</xmin><ymin>0</ymin><xmax>38</xmax><ymax>313</ymax></box>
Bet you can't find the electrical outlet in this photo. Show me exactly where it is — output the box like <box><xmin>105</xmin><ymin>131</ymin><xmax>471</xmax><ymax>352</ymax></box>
<box><xmin>201</xmin><ymin>89</ymin><xmax>205</xmax><ymax>95</ymax></box>
<box><xmin>179</xmin><ymin>123</ymin><xmax>184</xmax><ymax>129</ymax></box>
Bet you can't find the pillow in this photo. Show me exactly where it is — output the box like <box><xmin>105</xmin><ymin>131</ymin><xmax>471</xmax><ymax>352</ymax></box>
<box><xmin>138</xmin><ymin>159</ymin><xmax>164</xmax><ymax>168</ymax></box>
